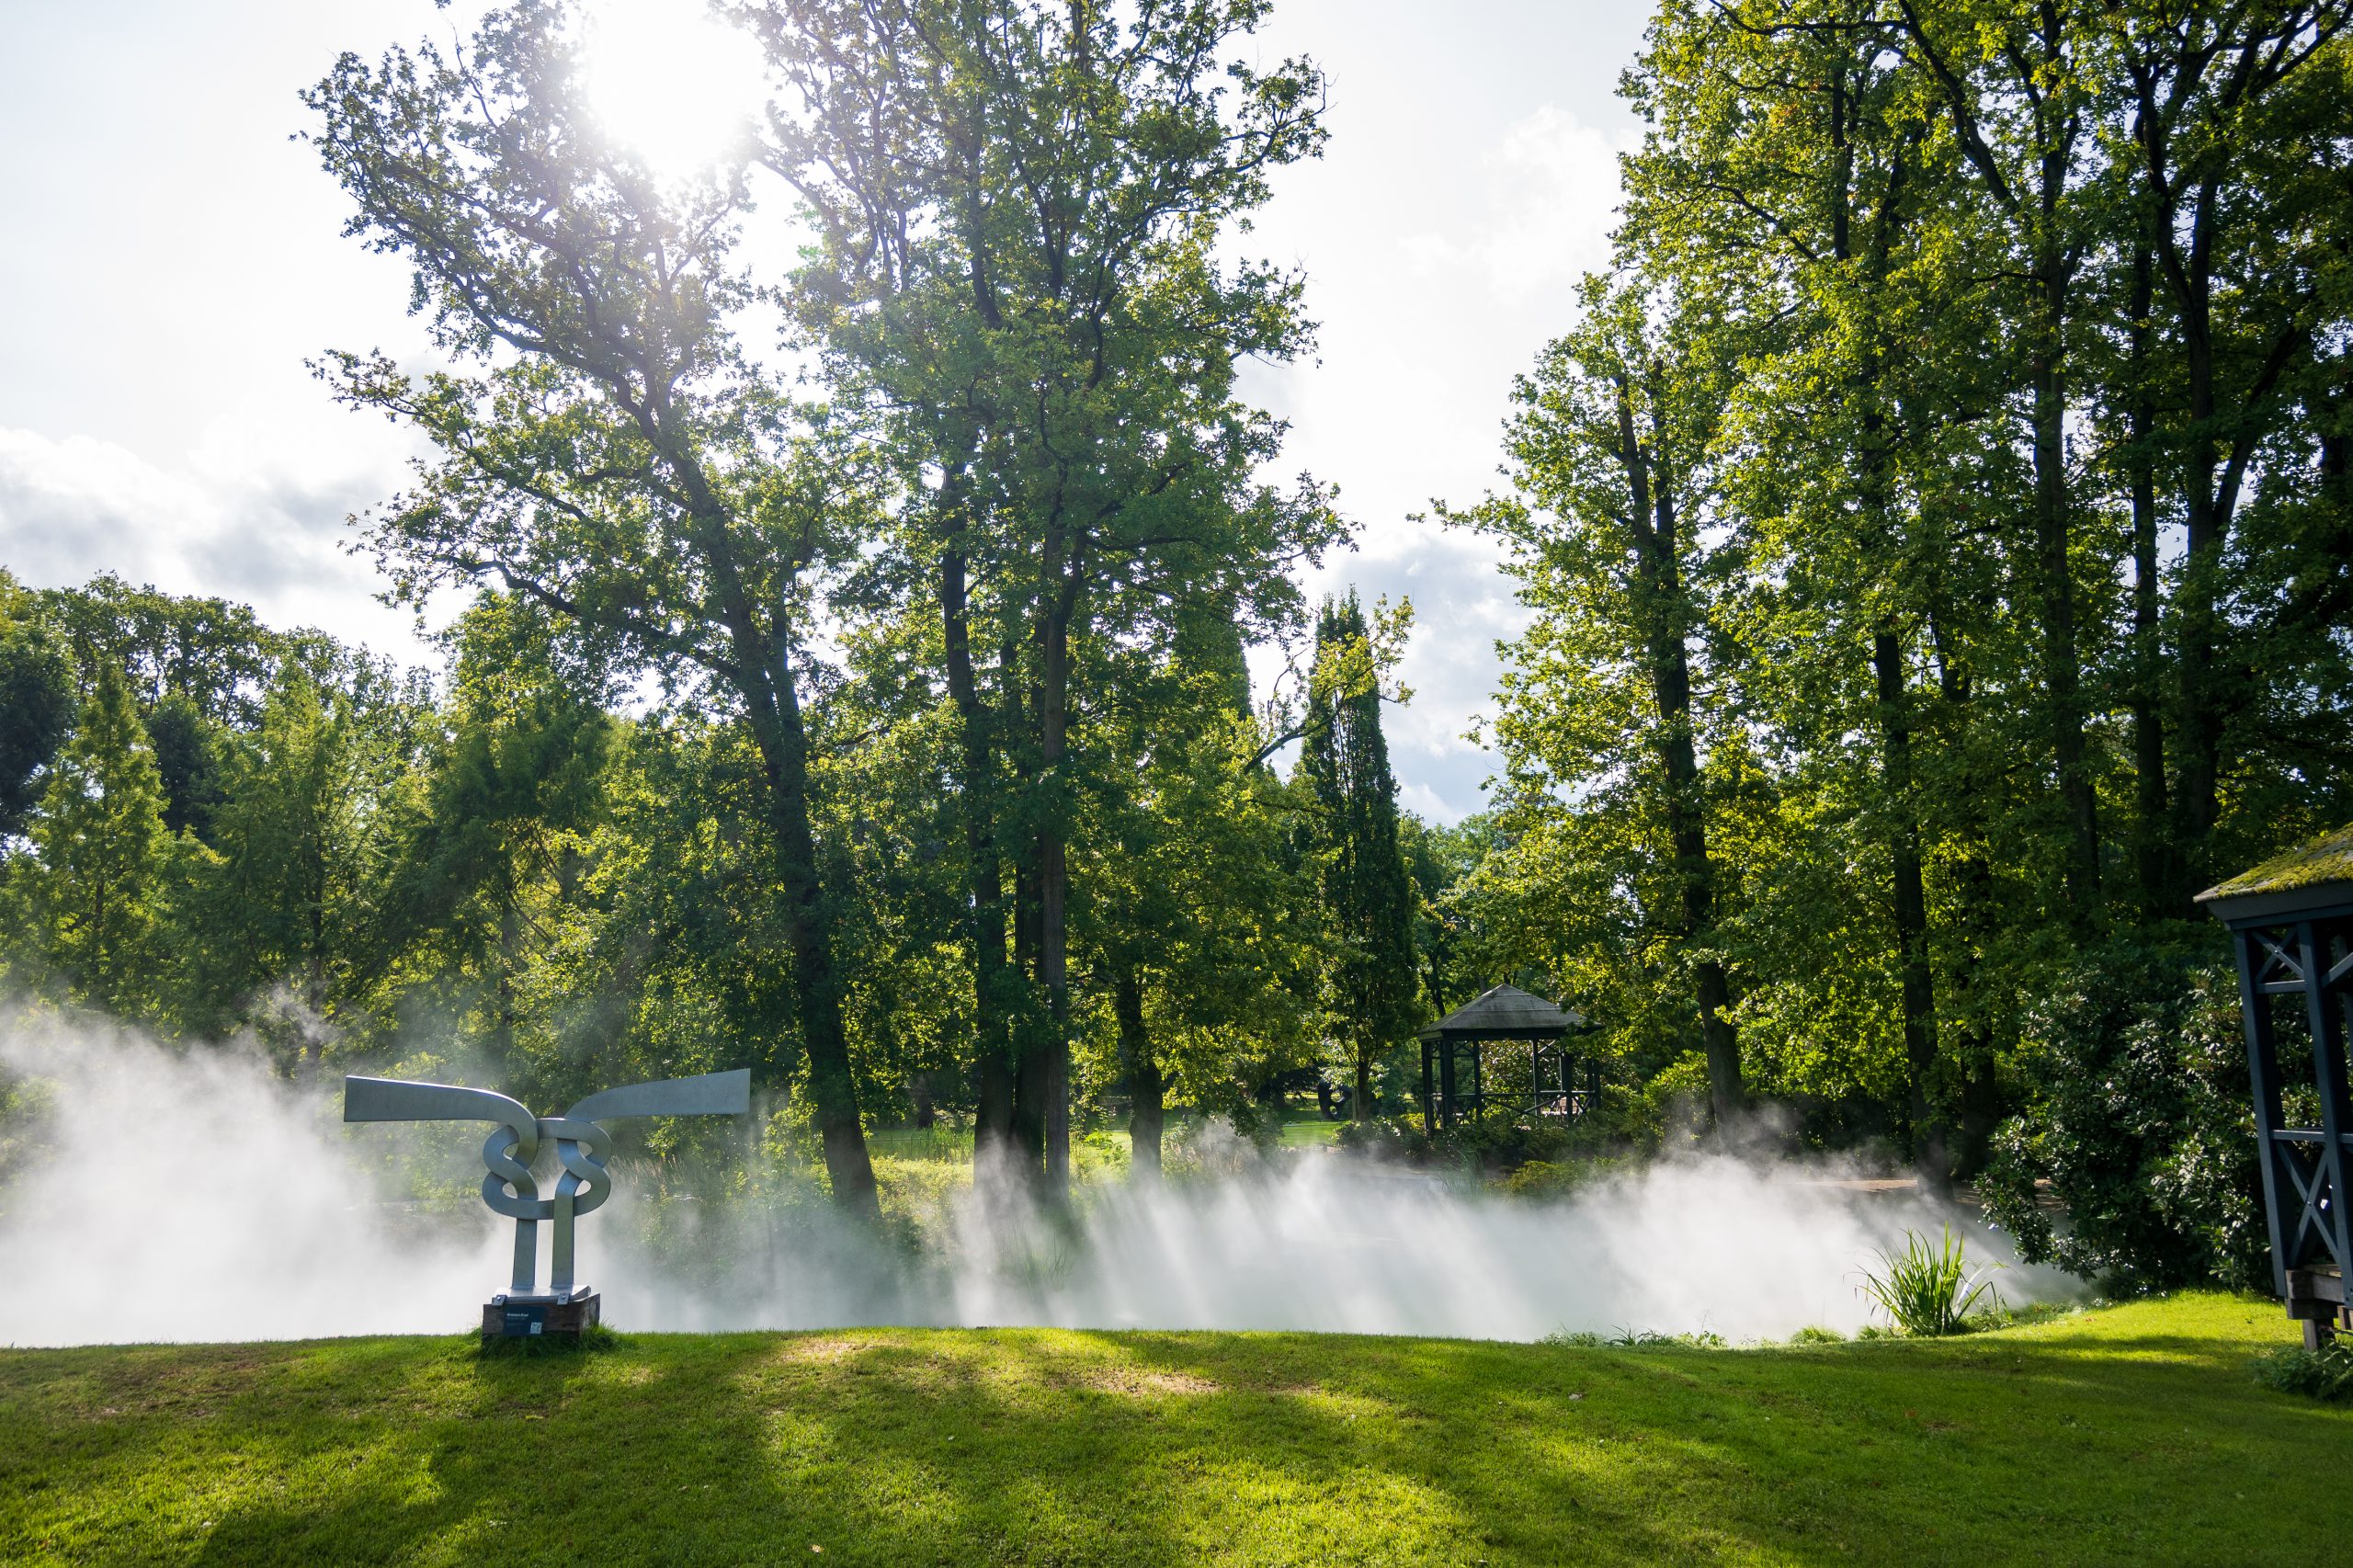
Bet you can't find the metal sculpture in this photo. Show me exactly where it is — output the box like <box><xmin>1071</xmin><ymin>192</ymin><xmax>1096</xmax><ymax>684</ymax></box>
<box><xmin>344</xmin><ymin>1069</ymin><xmax>751</xmax><ymax>1304</ymax></box>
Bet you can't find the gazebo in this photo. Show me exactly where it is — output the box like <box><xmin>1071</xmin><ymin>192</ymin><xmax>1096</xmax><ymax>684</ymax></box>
<box><xmin>2200</xmin><ymin>823</ymin><xmax>2353</xmax><ymax>1348</ymax></box>
<box><xmin>1418</xmin><ymin>983</ymin><xmax>1598</xmax><ymax>1134</ymax></box>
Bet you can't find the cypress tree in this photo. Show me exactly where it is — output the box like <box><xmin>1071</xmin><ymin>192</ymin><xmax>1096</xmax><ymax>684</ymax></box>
<box><xmin>1296</xmin><ymin>594</ymin><xmax>1420</xmax><ymax>1119</ymax></box>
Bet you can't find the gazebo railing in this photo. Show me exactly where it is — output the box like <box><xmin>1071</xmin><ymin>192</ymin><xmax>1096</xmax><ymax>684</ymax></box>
<box><xmin>1421</xmin><ymin>1036</ymin><xmax>1599</xmax><ymax>1130</ymax></box>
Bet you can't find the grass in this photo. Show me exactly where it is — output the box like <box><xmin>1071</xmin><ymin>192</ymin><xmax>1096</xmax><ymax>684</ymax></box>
<box><xmin>1275</xmin><ymin>1111</ymin><xmax>1347</xmax><ymax>1148</ymax></box>
<box><xmin>3</xmin><ymin>1293</ymin><xmax>2346</xmax><ymax>1566</ymax></box>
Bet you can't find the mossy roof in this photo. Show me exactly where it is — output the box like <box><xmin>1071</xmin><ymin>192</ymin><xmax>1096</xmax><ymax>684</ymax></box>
<box><xmin>2199</xmin><ymin>822</ymin><xmax>2353</xmax><ymax>902</ymax></box>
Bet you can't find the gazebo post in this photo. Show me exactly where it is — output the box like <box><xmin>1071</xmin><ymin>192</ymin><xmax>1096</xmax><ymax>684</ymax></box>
<box><xmin>2230</xmin><ymin>930</ymin><xmax>2294</xmax><ymax>1303</ymax></box>
<box><xmin>2294</xmin><ymin>920</ymin><xmax>2353</xmax><ymax>1337</ymax></box>
<box><xmin>1420</xmin><ymin>1036</ymin><xmax>1435</xmax><ymax>1137</ymax></box>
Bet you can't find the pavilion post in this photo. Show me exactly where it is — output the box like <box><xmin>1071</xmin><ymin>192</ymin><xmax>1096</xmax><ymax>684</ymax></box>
<box><xmin>2231</xmin><ymin>928</ymin><xmax>2294</xmax><ymax>1301</ymax></box>
<box><xmin>2295</xmin><ymin>920</ymin><xmax>2353</xmax><ymax>1324</ymax></box>
<box><xmin>1420</xmin><ymin>1037</ymin><xmax>1435</xmax><ymax>1137</ymax></box>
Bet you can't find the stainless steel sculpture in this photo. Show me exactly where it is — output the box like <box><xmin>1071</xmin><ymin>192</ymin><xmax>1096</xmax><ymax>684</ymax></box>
<box><xmin>343</xmin><ymin>1069</ymin><xmax>751</xmax><ymax>1303</ymax></box>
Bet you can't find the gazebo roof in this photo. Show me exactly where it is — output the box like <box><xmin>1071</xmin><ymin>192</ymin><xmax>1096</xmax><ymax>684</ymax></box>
<box><xmin>2198</xmin><ymin>822</ymin><xmax>2353</xmax><ymax>926</ymax></box>
<box><xmin>1417</xmin><ymin>983</ymin><xmax>1588</xmax><ymax>1042</ymax></box>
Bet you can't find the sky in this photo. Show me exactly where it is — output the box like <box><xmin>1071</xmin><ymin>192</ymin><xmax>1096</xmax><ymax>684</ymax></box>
<box><xmin>0</xmin><ymin>0</ymin><xmax>1652</xmax><ymax>824</ymax></box>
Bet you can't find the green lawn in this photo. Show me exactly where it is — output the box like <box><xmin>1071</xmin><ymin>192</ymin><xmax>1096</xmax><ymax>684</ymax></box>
<box><xmin>1275</xmin><ymin>1112</ymin><xmax>1347</xmax><ymax>1148</ymax></box>
<box><xmin>3</xmin><ymin>1294</ymin><xmax>2344</xmax><ymax>1566</ymax></box>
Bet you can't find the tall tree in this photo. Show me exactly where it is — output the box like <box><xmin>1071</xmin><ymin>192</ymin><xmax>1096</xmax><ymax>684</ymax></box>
<box><xmin>2104</xmin><ymin>0</ymin><xmax>2347</xmax><ymax>902</ymax></box>
<box><xmin>1295</xmin><ymin>594</ymin><xmax>1420</xmax><ymax>1120</ymax></box>
<box><xmin>1890</xmin><ymin>0</ymin><xmax>2109</xmax><ymax>924</ymax></box>
<box><xmin>1462</xmin><ymin>278</ymin><xmax>1748</xmax><ymax>1129</ymax></box>
<box><xmin>26</xmin><ymin>664</ymin><xmax>176</xmax><ymax>1017</ymax></box>
<box><xmin>1091</xmin><ymin>599</ymin><xmax>1317</xmax><ymax>1174</ymax></box>
<box><xmin>765</xmin><ymin>0</ymin><xmax>1336</xmax><ymax>1194</ymax></box>
<box><xmin>0</xmin><ymin>583</ymin><xmax>73</xmax><ymax>846</ymax></box>
<box><xmin>307</xmin><ymin>4</ymin><xmax>883</xmax><ymax>1218</ymax></box>
<box><xmin>197</xmin><ymin>664</ymin><xmax>364</xmax><ymax>1062</ymax></box>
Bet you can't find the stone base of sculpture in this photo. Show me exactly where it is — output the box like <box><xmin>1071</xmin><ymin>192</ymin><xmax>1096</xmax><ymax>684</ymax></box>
<box><xmin>483</xmin><ymin>1291</ymin><xmax>601</xmax><ymax>1341</ymax></box>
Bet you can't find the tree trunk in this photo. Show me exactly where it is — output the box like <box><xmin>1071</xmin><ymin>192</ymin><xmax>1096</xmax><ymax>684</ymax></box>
<box><xmin>1874</xmin><ymin>628</ymin><xmax>1948</xmax><ymax>1194</ymax></box>
<box><xmin>2030</xmin><ymin>333</ymin><xmax>2102</xmax><ymax>926</ymax></box>
<box><xmin>1836</xmin><ymin>105</ymin><xmax>1943</xmax><ymax>1193</ymax></box>
<box><xmin>1009</xmin><ymin>846</ymin><xmax>1050</xmax><ymax>1172</ymax></box>
<box><xmin>670</xmin><ymin>465</ymin><xmax>879</xmax><ymax>1220</ymax></box>
<box><xmin>2125</xmin><ymin>244</ymin><xmax>2172</xmax><ymax>921</ymax></box>
<box><xmin>1034</xmin><ymin>536</ymin><xmax>1080</xmax><ymax>1203</ymax></box>
<box><xmin>1116</xmin><ymin>963</ymin><xmax>1163</xmax><ymax>1181</ymax></box>
<box><xmin>1927</xmin><ymin>608</ymin><xmax>2000</xmax><ymax>1176</ymax></box>
<box><xmin>2138</xmin><ymin>121</ymin><xmax>2308</xmax><ymax>905</ymax></box>
<box><xmin>938</xmin><ymin>486</ymin><xmax>1017</xmax><ymax>1166</ymax></box>
<box><xmin>1616</xmin><ymin>379</ymin><xmax>1744</xmax><ymax>1129</ymax></box>
<box><xmin>746</xmin><ymin>655</ymin><xmax>879</xmax><ymax>1221</ymax></box>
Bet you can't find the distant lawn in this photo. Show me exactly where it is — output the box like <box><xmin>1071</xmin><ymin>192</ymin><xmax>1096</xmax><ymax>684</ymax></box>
<box><xmin>4</xmin><ymin>1294</ymin><xmax>2345</xmax><ymax>1565</ymax></box>
<box><xmin>1275</xmin><ymin>1111</ymin><xmax>1346</xmax><ymax>1147</ymax></box>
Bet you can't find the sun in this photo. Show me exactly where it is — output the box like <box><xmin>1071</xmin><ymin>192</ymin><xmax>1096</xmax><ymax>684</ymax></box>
<box><xmin>575</xmin><ymin>0</ymin><xmax>766</xmax><ymax>181</ymax></box>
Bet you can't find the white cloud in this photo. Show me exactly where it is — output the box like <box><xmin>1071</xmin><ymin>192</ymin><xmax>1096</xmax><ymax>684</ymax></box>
<box><xmin>1401</xmin><ymin>105</ymin><xmax>1636</xmax><ymax>301</ymax></box>
<box><xmin>0</xmin><ymin>410</ymin><xmax>437</xmax><ymax>662</ymax></box>
<box><xmin>1245</xmin><ymin>100</ymin><xmax>1631</xmax><ymax>824</ymax></box>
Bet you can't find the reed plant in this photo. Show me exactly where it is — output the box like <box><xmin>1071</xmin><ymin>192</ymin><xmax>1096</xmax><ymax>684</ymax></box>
<box><xmin>1857</xmin><ymin>1227</ymin><xmax>2002</xmax><ymax>1336</ymax></box>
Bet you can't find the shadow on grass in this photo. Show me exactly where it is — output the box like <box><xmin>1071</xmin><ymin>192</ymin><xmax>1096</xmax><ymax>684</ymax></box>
<box><xmin>6</xmin><ymin>1302</ymin><xmax>2353</xmax><ymax>1567</ymax></box>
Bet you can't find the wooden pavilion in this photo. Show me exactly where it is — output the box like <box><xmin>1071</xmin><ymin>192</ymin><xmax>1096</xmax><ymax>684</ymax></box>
<box><xmin>1417</xmin><ymin>983</ymin><xmax>1597</xmax><ymax>1134</ymax></box>
<box><xmin>2200</xmin><ymin>822</ymin><xmax>2353</xmax><ymax>1348</ymax></box>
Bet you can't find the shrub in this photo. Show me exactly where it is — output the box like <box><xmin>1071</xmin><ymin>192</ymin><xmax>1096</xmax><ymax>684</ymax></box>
<box><xmin>1977</xmin><ymin>946</ymin><xmax>2267</xmax><ymax>1293</ymax></box>
<box><xmin>2252</xmin><ymin>1341</ymin><xmax>2353</xmax><ymax>1403</ymax></box>
<box><xmin>1498</xmin><ymin>1155</ymin><xmax>1630</xmax><ymax>1199</ymax></box>
<box><xmin>1856</xmin><ymin>1227</ymin><xmax>2000</xmax><ymax>1335</ymax></box>
<box><xmin>1334</xmin><ymin>1115</ymin><xmax>1424</xmax><ymax>1160</ymax></box>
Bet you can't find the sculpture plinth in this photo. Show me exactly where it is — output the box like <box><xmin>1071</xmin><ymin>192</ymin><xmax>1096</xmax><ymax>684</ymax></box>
<box><xmin>343</xmin><ymin>1068</ymin><xmax>752</xmax><ymax>1339</ymax></box>
<box><xmin>485</xmin><ymin>1293</ymin><xmax>602</xmax><ymax>1339</ymax></box>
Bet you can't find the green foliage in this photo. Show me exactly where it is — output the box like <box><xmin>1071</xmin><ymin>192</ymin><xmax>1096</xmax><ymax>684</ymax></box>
<box><xmin>142</xmin><ymin>691</ymin><xmax>223</xmax><ymax>840</ymax></box>
<box><xmin>1437</xmin><ymin>0</ymin><xmax>2353</xmax><ymax>1181</ymax></box>
<box><xmin>2252</xmin><ymin>1342</ymin><xmax>2353</xmax><ymax>1403</ymax></box>
<box><xmin>1497</xmin><ymin>1156</ymin><xmax>1631</xmax><ymax>1200</ymax></box>
<box><xmin>11</xmin><ymin>0</ymin><xmax>2349</xmax><ymax>1234</ymax></box>
<box><xmin>0</xmin><ymin>588</ymin><xmax>73</xmax><ymax>844</ymax></box>
<box><xmin>1856</xmin><ymin>1228</ymin><xmax>2002</xmax><ymax>1337</ymax></box>
<box><xmin>1977</xmin><ymin>951</ymin><xmax>2267</xmax><ymax>1292</ymax></box>
<box><xmin>22</xmin><ymin>664</ymin><xmax>179</xmax><ymax>1017</ymax></box>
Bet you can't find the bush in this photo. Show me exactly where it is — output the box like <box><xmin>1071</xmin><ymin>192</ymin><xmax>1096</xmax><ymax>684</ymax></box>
<box><xmin>1498</xmin><ymin>1156</ymin><xmax>1630</xmax><ymax>1199</ymax></box>
<box><xmin>1855</xmin><ymin>1228</ymin><xmax>2002</xmax><ymax>1335</ymax></box>
<box><xmin>1334</xmin><ymin>1115</ymin><xmax>1424</xmax><ymax>1160</ymax></box>
<box><xmin>2252</xmin><ymin>1341</ymin><xmax>2353</xmax><ymax>1402</ymax></box>
<box><xmin>1976</xmin><ymin>947</ymin><xmax>2267</xmax><ymax>1294</ymax></box>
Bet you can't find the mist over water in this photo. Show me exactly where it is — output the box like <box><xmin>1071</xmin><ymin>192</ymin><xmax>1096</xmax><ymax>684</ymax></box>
<box><xmin>0</xmin><ymin>1017</ymin><xmax>2072</xmax><ymax>1348</ymax></box>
